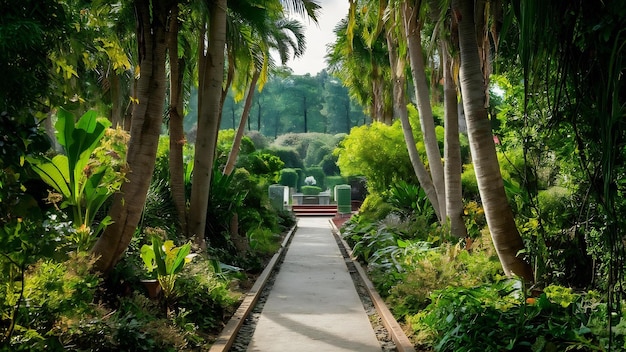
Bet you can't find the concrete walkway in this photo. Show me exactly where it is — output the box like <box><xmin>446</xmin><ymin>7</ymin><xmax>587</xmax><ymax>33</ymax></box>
<box><xmin>246</xmin><ymin>217</ymin><xmax>382</xmax><ymax>352</ymax></box>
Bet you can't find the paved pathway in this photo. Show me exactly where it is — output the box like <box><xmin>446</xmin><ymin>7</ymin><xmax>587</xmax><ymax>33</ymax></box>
<box><xmin>246</xmin><ymin>217</ymin><xmax>381</xmax><ymax>352</ymax></box>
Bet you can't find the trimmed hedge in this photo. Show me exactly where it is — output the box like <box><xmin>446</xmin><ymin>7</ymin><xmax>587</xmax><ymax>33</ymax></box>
<box><xmin>279</xmin><ymin>168</ymin><xmax>298</xmax><ymax>189</ymax></box>
<box><xmin>302</xmin><ymin>185</ymin><xmax>322</xmax><ymax>195</ymax></box>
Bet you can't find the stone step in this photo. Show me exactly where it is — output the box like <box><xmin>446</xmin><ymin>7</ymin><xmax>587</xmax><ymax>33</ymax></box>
<box><xmin>291</xmin><ymin>204</ymin><xmax>338</xmax><ymax>217</ymax></box>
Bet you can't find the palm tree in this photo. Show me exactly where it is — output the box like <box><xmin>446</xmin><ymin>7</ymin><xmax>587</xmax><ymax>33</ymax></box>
<box><xmin>442</xmin><ymin>40</ymin><xmax>466</xmax><ymax>238</ymax></box>
<box><xmin>93</xmin><ymin>0</ymin><xmax>175</xmax><ymax>273</ymax></box>
<box><xmin>223</xmin><ymin>16</ymin><xmax>307</xmax><ymax>176</ymax></box>
<box><xmin>189</xmin><ymin>0</ymin><xmax>320</xmax><ymax>249</ymax></box>
<box><xmin>424</xmin><ymin>0</ymin><xmax>467</xmax><ymax>237</ymax></box>
<box><xmin>328</xmin><ymin>15</ymin><xmax>393</xmax><ymax>123</ymax></box>
<box><xmin>401</xmin><ymin>0</ymin><xmax>446</xmax><ymax>221</ymax></box>
<box><xmin>167</xmin><ymin>2</ymin><xmax>191</xmax><ymax>235</ymax></box>
<box><xmin>452</xmin><ymin>0</ymin><xmax>533</xmax><ymax>281</ymax></box>
<box><xmin>385</xmin><ymin>0</ymin><xmax>443</xmax><ymax>220</ymax></box>
<box><xmin>188</xmin><ymin>0</ymin><xmax>228</xmax><ymax>250</ymax></box>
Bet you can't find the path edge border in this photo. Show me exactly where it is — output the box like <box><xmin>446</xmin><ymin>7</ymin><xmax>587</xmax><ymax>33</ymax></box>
<box><xmin>208</xmin><ymin>223</ymin><xmax>297</xmax><ymax>352</ymax></box>
<box><xmin>330</xmin><ymin>219</ymin><xmax>417</xmax><ymax>352</ymax></box>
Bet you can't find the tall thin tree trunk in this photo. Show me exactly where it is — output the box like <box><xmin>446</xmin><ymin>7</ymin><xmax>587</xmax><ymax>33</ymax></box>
<box><xmin>453</xmin><ymin>0</ymin><xmax>533</xmax><ymax>282</ymax></box>
<box><xmin>189</xmin><ymin>0</ymin><xmax>228</xmax><ymax>250</ymax></box>
<box><xmin>167</xmin><ymin>4</ymin><xmax>188</xmax><ymax>235</ymax></box>
<box><xmin>442</xmin><ymin>43</ymin><xmax>467</xmax><ymax>238</ymax></box>
<box><xmin>303</xmin><ymin>96</ymin><xmax>308</xmax><ymax>132</ymax></box>
<box><xmin>256</xmin><ymin>101</ymin><xmax>261</xmax><ymax>130</ymax></box>
<box><xmin>386</xmin><ymin>11</ymin><xmax>442</xmax><ymax>220</ymax></box>
<box><xmin>402</xmin><ymin>0</ymin><xmax>446</xmax><ymax>220</ymax></box>
<box><xmin>110</xmin><ymin>72</ymin><xmax>123</xmax><ymax>128</ymax></box>
<box><xmin>224</xmin><ymin>70</ymin><xmax>260</xmax><ymax>176</ymax></box>
<box><xmin>123</xmin><ymin>79</ymin><xmax>136</xmax><ymax>131</ymax></box>
<box><xmin>93</xmin><ymin>0</ymin><xmax>173</xmax><ymax>274</ymax></box>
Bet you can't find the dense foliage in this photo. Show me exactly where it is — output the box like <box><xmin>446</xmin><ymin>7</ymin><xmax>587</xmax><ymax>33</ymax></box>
<box><xmin>2</xmin><ymin>0</ymin><xmax>626</xmax><ymax>350</ymax></box>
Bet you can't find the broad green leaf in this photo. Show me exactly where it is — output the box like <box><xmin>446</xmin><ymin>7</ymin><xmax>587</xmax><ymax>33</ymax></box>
<box><xmin>152</xmin><ymin>237</ymin><xmax>167</xmax><ymax>276</ymax></box>
<box><xmin>27</xmin><ymin>155</ymin><xmax>71</xmax><ymax>198</ymax></box>
<box><xmin>55</xmin><ymin>108</ymin><xmax>75</xmax><ymax>150</ymax></box>
<box><xmin>140</xmin><ymin>244</ymin><xmax>156</xmax><ymax>273</ymax></box>
<box><xmin>171</xmin><ymin>243</ymin><xmax>191</xmax><ymax>275</ymax></box>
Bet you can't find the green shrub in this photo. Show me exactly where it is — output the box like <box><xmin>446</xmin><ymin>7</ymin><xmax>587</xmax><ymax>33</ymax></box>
<box><xmin>205</xmin><ymin>167</ymin><xmax>247</xmax><ymax>250</ymax></box>
<box><xmin>267</xmin><ymin>146</ymin><xmax>303</xmax><ymax>169</ymax></box>
<box><xmin>304</xmin><ymin>141</ymin><xmax>332</xmax><ymax>168</ymax></box>
<box><xmin>301</xmin><ymin>185</ymin><xmax>322</xmax><ymax>195</ymax></box>
<box><xmin>319</xmin><ymin>153</ymin><xmax>341</xmax><ymax>176</ymax></box>
<box><xmin>279</xmin><ymin>168</ymin><xmax>298</xmax><ymax>189</ymax></box>
<box><xmin>140</xmin><ymin>178</ymin><xmax>178</xmax><ymax>240</ymax></box>
<box><xmin>295</xmin><ymin>168</ymin><xmax>306</xmax><ymax>191</ymax></box>
<box><xmin>237</xmin><ymin>151</ymin><xmax>284</xmax><ymax>182</ymax></box>
<box><xmin>248</xmin><ymin>227</ymin><xmax>282</xmax><ymax>255</ymax></box>
<box><xmin>326</xmin><ymin>176</ymin><xmax>346</xmax><ymax>200</ymax></box>
<box><xmin>359</xmin><ymin>193</ymin><xmax>393</xmax><ymax>220</ymax></box>
<box><xmin>246</xmin><ymin>130</ymin><xmax>269</xmax><ymax>149</ymax></box>
<box><xmin>387</xmin><ymin>232</ymin><xmax>503</xmax><ymax>317</ymax></box>
<box><xmin>537</xmin><ymin>186</ymin><xmax>573</xmax><ymax>226</ymax></box>
<box><xmin>272</xmin><ymin>133</ymin><xmax>339</xmax><ymax>163</ymax></box>
<box><xmin>334</xmin><ymin>121</ymin><xmax>419</xmax><ymax>193</ymax></box>
<box><xmin>175</xmin><ymin>256</ymin><xmax>240</xmax><ymax>332</ymax></box>
<box><xmin>461</xmin><ymin>163</ymin><xmax>479</xmax><ymax>200</ymax></box>
<box><xmin>385</xmin><ymin>180</ymin><xmax>435</xmax><ymax>221</ymax></box>
<box><xmin>409</xmin><ymin>281</ymin><xmax>620</xmax><ymax>351</ymax></box>
<box><xmin>6</xmin><ymin>253</ymin><xmax>101</xmax><ymax>350</ymax></box>
<box><xmin>55</xmin><ymin>294</ymin><xmax>191</xmax><ymax>351</ymax></box>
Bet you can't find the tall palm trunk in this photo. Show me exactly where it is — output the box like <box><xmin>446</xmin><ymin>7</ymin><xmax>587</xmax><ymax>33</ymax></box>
<box><xmin>224</xmin><ymin>70</ymin><xmax>260</xmax><ymax>176</ymax></box>
<box><xmin>385</xmin><ymin>11</ymin><xmax>442</xmax><ymax>220</ymax></box>
<box><xmin>402</xmin><ymin>0</ymin><xmax>446</xmax><ymax>220</ymax></box>
<box><xmin>442</xmin><ymin>43</ymin><xmax>467</xmax><ymax>238</ymax></box>
<box><xmin>109</xmin><ymin>72</ymin><xmax>124</xmax><ymax>128</ymax></box>
<box><xmin>188</xmin><ymin>0</ymin><xmax>227</xmax><ymax>250</ymax></box>
<box><xmin>93</xmin><ymin>0</ymin><xmax>173</xmax><ymax>274</ymax></box>
<box><xmin>453</xmin><ymin>0</ymin><xmax>533</xmax><ymax>282</ymax></box>
<box><xmin>167</xmin><ymin>4</ymin><xmax>188</xmax><ymax>234</ymax></box>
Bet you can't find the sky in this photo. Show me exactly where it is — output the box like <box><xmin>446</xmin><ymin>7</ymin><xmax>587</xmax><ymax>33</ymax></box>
<box><xmin>286</xmin><ymin>0</ymin><xmax>350</xmax><ymax>75</ymax></box>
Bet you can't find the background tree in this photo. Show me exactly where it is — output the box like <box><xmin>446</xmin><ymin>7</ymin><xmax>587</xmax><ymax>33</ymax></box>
<box><xmin>0</xmin><ymin>0</ymin><xmax>66</xmax><ymax>115</ymax></box>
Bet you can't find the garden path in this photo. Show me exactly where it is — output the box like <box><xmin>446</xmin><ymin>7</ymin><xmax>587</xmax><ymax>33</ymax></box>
<box><xmin>246</xmin><ymin>216</ymin><xmax>381</xmax><ymax>352</ymax></box>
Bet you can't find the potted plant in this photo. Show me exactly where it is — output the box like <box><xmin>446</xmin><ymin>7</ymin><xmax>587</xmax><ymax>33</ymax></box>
<box><xmin>140</xmin><ymin>237</ymin><xmax>194</xmax><ymax>300</ymax></box>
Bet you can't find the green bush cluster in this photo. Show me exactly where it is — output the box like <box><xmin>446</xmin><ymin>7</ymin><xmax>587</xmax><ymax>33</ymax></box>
<box><xmin>279</xmin><ymin>168</ymin><xmax>298</xmax><ymax>189</ymax></box>
<box><xmin>301</xmin><ymin>185</ymin><xmax>322</xmax><ymax>195</ymax></box>
<box><xmin>409</xmin><ymin>281</ymin><xmax>624</xmax><ymax>351</ymax></box>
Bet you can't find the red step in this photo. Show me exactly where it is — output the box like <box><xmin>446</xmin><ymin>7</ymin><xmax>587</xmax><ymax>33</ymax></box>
<box><xmin>291</xmin><ymin>204</ymin><xmax>338</xmax><ymax>217</ymax></box>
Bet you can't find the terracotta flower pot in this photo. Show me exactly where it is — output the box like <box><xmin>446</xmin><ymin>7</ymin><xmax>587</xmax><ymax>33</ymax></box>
<box><xmin>140</xmin><ymin>279</ymin><xmax>161</xmax><ymax>299</ymax></box>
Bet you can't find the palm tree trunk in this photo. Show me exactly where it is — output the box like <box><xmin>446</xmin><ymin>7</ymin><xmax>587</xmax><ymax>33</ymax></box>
<box><xmin>189</xmin><ymin>0</ymin><xmax>227</xmax><ymax>250</ymax></box>
<box><xmin>224</xmin><ymin>70</ymin><xmax>260</xmax><ymax>176</ymax></box>
<box><xmin>442</xmin><ymin>43</ymin><xmax>467</xmax><ymax>238</ymax></box>
<box><xmin>386</xmin><ymin>12</ymin><xmax>442</xmax><ymax>220</ymax></box>
<box><xmin>110</xmin><ymin>72</ymin><xmax>123</xmax><ymax>128</ymax></box>
<box><xmin>402</xmin><ymin>0</ymin><xmax>446</xmax><ymax>221</ymax></box>
<box><xmin>453</xmin><ymin>0</ymin><xmax>533</xmax><ymax>282</ymax></box>
<box><xmin>92</xmin><ymin>0</ymin><xmax>172</xmax><ymax>274</ymax></box>
<box><xmin>167</xmin><ymin>4</ymin><xmax>188</xmax><ymax>235</ymax></box>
